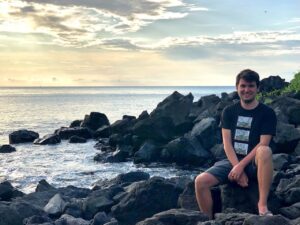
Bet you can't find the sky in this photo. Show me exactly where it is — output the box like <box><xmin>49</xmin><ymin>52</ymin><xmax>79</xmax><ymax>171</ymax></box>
<box><xmin>0</xmin><ymin>0</ymin><xmax>299</xmax><ymax>86</ymax></box>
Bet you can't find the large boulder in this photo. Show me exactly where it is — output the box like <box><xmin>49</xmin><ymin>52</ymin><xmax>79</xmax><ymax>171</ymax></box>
<box><xmin>110</xmin><ymin>116</ymin><xmax>136</xmax><ymax>134</ymax></box>
<box><xmin>69</xmin><ymin>135</ymin><xmax>87</xmax><ymax>143</ymax></box>
<box><xmin>133</xmin><ymin>140</ymin><xmax>161</xmax><ymax>164</ymax></box>
<box><xmin>269</xmin><ymin>96</ymin><xmax>300</xmax><ymax>125</ymax></box>
<box><xmin>243</xmin><ymin>214</ymin><xmax>291</xmax><ymax>225</ymax></box>
<box><xmin>0</xmin><ymin>181</ymin><xmax>23</xmax><ymax>201</ymax></box>
<box><xmin>55</xmin><ymin>127</ymin><xmax>92</xmax><ymax>140</ymax></box>
<box><xmin>150</xmin><ymin>91</ymin><xmax>194</xmax><ymax>134</ymax></box>
<box><xmin>132</xmin><ymin>116</ymin><xmax>175</xmax><ymax>142</ymax></box>
<box><xmin>161</xmin><ymin>134</ymin><xmax>212</xmax><ymax>166</ymax></box>
<box><xmin>259</xmin><ymin>75</ymin><xmax>289</xmax><ymax>93</ymax></box>
<box><xmin>136</xmin><ymin>208</ymin><xmax>209</xmax><ymax>225</ymax></box>
<box><xmin>273</xmin><ymin>122</ymin><xmax>300</xmax><ymax>153</ymax></box>
<box><xmin>279</xmin><ymin>202</ymin><xmax>300</xmax><ymax>219</ymax></box>
<box><xmin>0</xmin><ymin>144</ymin><xmax>16</xmax><ymax>153</ymax></box>
<box><xmin>80</xmin><ymin>112</ymin><xmax>110</xmax><ymax>131</ymax></box>
<box><xmin>43</xmin><ymin>194</ymin><xmax>66</xmax><ymax>218</ymax></box>
<box><xmin>9</xmin><ymin>129</ymin><xmax>39</xmax><ymax>144</ymax></box>
<box><xmin>33</xmin><ymin>134</ymin><xmax>61</xmax><ymax>145</ymax></box>
<box><xmin>54</xmin><ymin>214</ymin><xmax>90</xmax><ymax>225</ymax></box>
<box><xmin>111</xmin><ymin>177</ymin><xmax>182</xmax><ymax>225</ymax></box>
<box><xmin>190</xmin><ymin>117</ymin><xmax>221</xmax><ymax>150</ymax></box>
<box><xmin>276</xmin><ymin>174</ymin><xmax>300</xmax><ymax>205</ymax></box>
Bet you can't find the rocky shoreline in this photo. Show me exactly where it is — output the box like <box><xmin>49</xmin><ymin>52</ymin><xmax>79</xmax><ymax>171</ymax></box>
<box><xmin>1</xmin><ymin>75</ymin><xmax>300</xmax><ymax>225</ymax></box>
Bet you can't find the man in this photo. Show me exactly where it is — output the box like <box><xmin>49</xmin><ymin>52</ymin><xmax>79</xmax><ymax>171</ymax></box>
<box><xmin>195</xmin><ymin>69</ymin><xmax>277</xmax><ymax>219</ymax></box>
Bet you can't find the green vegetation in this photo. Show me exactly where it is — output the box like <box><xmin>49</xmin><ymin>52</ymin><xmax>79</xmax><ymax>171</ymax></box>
<box><xmin>257</xmin><ymin>71</ymin><xmax>300</xmax><ymax>104</ymax></box>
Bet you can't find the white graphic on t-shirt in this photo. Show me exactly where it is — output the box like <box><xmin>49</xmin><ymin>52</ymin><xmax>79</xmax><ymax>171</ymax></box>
<box><xmin>234</xmin><ymin>142</ymin><xmax>248</xmax><ymax>155</ymax></box>
<box><xmin>237</xmin><ymin>116</ymin><xmax>252</xmax><ymax>129</ymax></box>
<box><xmin>235</xmin><ymin>129</ymin><xmax>250</xmax><ymax>142</ymax></box>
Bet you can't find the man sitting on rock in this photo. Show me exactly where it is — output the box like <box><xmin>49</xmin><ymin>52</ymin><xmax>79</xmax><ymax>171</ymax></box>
<box><xmin>195</xmin><ymin>69</ymin><xmax>277</xmax><ymax>219</ymax></box>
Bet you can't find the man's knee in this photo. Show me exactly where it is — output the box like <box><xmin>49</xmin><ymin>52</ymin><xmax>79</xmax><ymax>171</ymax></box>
<box><xmin>195</xmin><ymin>173</ymin><xmax>218</xmax><ymax>190</ymax></box>
<box><xmin>256</xmin><ymin>145</ymin><xmax>272</xmax><ymax>163</ymax></box>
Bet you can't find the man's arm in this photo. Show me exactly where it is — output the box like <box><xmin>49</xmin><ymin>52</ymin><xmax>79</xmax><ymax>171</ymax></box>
<box><xmin>222</xmin><ymin>128</ymin><xmax>239</xmax><ymax>166</ymax></box>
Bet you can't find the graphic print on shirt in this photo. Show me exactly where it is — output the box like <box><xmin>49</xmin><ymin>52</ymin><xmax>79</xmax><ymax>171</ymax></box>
<box><xmin>234</xmin><ymin>116</ymin><xmax>253</xmax><ymax>155</ymax></box>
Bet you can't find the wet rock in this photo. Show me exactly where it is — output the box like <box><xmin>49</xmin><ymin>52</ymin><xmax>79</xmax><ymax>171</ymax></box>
<box><xmin>94</xmin><ymin>126</ymin><xmax>112</xmax><ymax>139</ymax></box>
<box><xmin>36</xmin><ymin>179</ymin><xmax>56</xmax><ymax>192</ymax></box>
<box><xmin>0</xmin><ymin>144</ymin><xmax>16</xmax><ymax>153</ymax></box>
<box><xmin>33</xmin><ymin>134</ymin><xmax>61</xmax><ymax>145</ymax></box>
<box><xmin>0</xmin><ymin>181</ymin><xmax>15</xmax><ymax>201</ymax></box>
<box><xmin>55</xmin><ymin>127</ymin><xmax>92</xmax><ymax>140</ymax></box>
<box><xmin>80</xmin><ymin>112</ymin><xmax>110</xmax><ymax>131</ymax></box>
<box><xmin>9</xmin><ymin>129</ymin><xmax>39</xmax><ymax>144</ymax></box>
<box><xmin>69</xmin><ymin>135</ymin><xmax>87</xmax><ymax>143</ymax></box>
<box><xmin>111</xmin><ymin>177</ymin><xmax>182</xmax><ymax>225</ymax></box>
<box><xmin>136</xmin><ymin>208</ymin><xmax>209</xmax><ymax>225</ymax></box>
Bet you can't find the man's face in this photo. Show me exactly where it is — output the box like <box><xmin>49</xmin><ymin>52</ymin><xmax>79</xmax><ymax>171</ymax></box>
<box><xmin>236</xmin><ymin>78</ymin><xmax>258</xmax><ymax>104</ymax></box>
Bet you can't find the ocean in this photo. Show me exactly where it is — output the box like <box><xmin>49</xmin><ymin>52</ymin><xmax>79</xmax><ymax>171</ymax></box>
<box><xmin>0</xmin><ymin>86</ymin><xmax>234</xmax><ymax>193</ymax></box>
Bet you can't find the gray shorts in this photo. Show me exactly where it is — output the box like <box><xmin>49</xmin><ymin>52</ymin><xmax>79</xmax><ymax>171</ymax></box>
<box><xmin>205</xmin><ymin>159</ymin><xmax>257</xmax><ymax>184</ymax></box>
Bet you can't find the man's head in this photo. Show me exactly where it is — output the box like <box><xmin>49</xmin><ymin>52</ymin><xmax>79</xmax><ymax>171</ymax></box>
<box><xmin>236</xmin><ymin>69</ymin><xmax>260</xmax><ymax>104</ymax></box>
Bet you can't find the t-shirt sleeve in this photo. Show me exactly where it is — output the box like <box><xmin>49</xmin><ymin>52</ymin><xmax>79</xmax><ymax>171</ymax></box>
<box><xmin>221</xmin><ymin>106</ymin><xmax>232</xmax><ymax>129</ymax></box>
<box><xmin>260</xmin><ymin>108</ymin><xmax>277</xmax><ymax>136</ymax></box>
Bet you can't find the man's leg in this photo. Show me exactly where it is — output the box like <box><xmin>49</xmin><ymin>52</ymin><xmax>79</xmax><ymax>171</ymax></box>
<box><xmin>255</xmin><ymin>145</ymin><xmax>273</xmax><ymax>214</ymax></box>
<box><xmin>195</xmin><ymin>172</ymin><xmax>219</xmax><ymax>219</ymax></box>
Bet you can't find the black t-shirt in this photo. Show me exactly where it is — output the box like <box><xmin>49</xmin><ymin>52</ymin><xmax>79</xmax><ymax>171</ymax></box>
<box><xmin>221</xmin><ymin>101</ymin><xmax>277</xmax><ymax>156</ymax></box>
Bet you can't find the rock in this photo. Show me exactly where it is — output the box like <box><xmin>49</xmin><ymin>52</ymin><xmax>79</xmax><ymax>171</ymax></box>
<box><xmin>259</xmin><ymin>75</ymin><xmax>289</xmax><ymax>93</ymax></box>
<box><xmin>273</xmin><ymin>122</ymin><xmax>300</xmax><ymax>153</ymax></box>
<box><xmin>94</xmin><ymin>126</ymin><xmax>112</xmax><ymax>139</ymax></box>
<box><xmin>0</xmin><ymin>181</ymin><xmax>14</xmax><ymax>201</ymax></box>
<box><xmin>133</xmin><ymin>140</ymin><xmax>161</xmax><ymax>164</ymax></box>
<box><xmin>190</xmin><ymin>117</ymin><xmax>221</xmax><ymax>150</ymax></box>
<box><xmin>69</xmin><ymin>135</ymin><xmax>87</xmax><ymax>143</ymax></box>
<box><xmin>110</xmin><ymin>117</ymin><xmax>136</xmax><ymax>134</ymax></box>
<box><xmin>24</xmin><ymin>215</ymin><xmax>53</xmax><ymax>225</ymax></box>
<box><xmin>270</xmin><ymin>96</ymin><xmax>300</xmax><ymax>125</ymax></box>
<box><xmin>132</xmin><ymin>116</ymin><xmax>175</xmax><ymax>142</ymax></box>
<box><xmin>276</xmin><ymin>174</ymin><xmax>300</xmax><ymax>205</ymax></box>
<box><xmin>136</xmin><ymin>208</ymin><xmax>209</xmax><ymax>225</ymax></box>
<box><xmin>150</xmin><ymin>91</ymin><xmax>194</xmax><ymax>133</ymax></box>
<box><xmin>294</xmin><ymin>141</ymin><xmax>300</xmax><ymax>156</ymax></box>
<box><xmin>209</xmin><ymin>144</ymin><xmax>226</xmax><ymax>161</ymax></box>
<box><xmin>70</xmin><ymin>119</ymin><xmax>83</xmax><ymax>128</ymax></box>
<box><xmin>0</xmin><ymin>202</ymin><xmax>27</xmax><ymax>225</ymax></box>
<box><xmin>243</xmin><ymin>214</ymin><xmax>291</xmax><ymax>225</ymax></box>
<box><xmin>108</xmin><ymin>134</ymin><xmax>124</xmax><ymax>147</ymax></box>
<box><xmin>292</xmin><ymin>217</ymin><xmax>300</xmax><ymax>225</ymax></box>
<box><xmin>80</xmin><ymin>112</ymin><xmax>110</xmax><ymax>131</ymax></box>
<box><xmin>138</xmin><ymin>111</ymin><xmax>149</xmax><ymax>120</ymax></box>
<box><xmin>273</xmin><ymin>153</ymin><xmax>290</xmax><ymax>171</ymax></box>
<box><xmin>93</xmin><ymin>171</ymin><xmax>150</xmax><ymax>190</ymax></box>
<box><xmin>36</xmin><ymin>179</ymin><xmax>56</xmax><ymax>192</ymax></box>
<box><xmin>214</xmin><ymin>212</ymin><xmax>252</xmax><ymax>225</ymax></box>
<box><xmin>280</xmin><ymin>202</ymin><xmax>300</xmax><ymax>219</ymax></box>
<box><xmin>10</xmin><ymin>201</ymin><xmax>46</xmax><ymax>224</ymax></box>
<box><xmin>91</xmin><ymin>212</ymin><xmax>112</xmax><ymax>225</ymax></box>
<box><xmin>9</xmin><ymin>129</ymin><xmax>39</xmax><ymax>144</ymax></box>
<box><xmin>83</xmin><ymin>186</ymin><xmax>123</xmax><ymax>219</ymax></box>
<box><xmin>54</xmin><ymin>214</ymin><xmax>90</xmax><ymax>225</ymax></box>
<box><xmin>63</xmin><ymin>199</ymin><xmax>83</xmax><ymax>218</ymax></box>
<box><xmin>55</xmin><ymin>127</ymin><xmax>92</xmax><ymax>140</ymax></box>
<box><xmin>0</xmin><ymin>144</ymin><xmax>16</xmax><ymax>153</ymax></box>
<box><xmin>43</xmin><ymin>194</ymin><xmax>66</xmax><ymax>218</ymax></box>
<box><xmin>111</xmin><ymin>177</ymin><xmax>182</xmax><ymax>225</ymax></box>
<box><xmin>33</xmin><ymin>134</ymin><xmax>61</xmax><ymax>145</ymax></box>
<box><xmin>161</xmin><ymin>134</ymin><xmax>212</xmax><ymax>166</ymax></box>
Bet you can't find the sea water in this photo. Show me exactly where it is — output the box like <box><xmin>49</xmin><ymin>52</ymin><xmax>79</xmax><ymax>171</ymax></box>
<box><xmin>0</xmin><ymin>86</ymin><xmax>234</xmax><ymax>193</ymax></box>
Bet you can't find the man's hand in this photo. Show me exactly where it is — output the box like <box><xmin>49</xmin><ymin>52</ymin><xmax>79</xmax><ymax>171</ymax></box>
<box><xmin>228</xmin><ymin>163</ymin><xmax>245</xmax><ymax>181</ymax></box>
<box><xmin>237</xmin><ymin>172</ymin><xmax>248</xmax><ymax>187</ymax></box>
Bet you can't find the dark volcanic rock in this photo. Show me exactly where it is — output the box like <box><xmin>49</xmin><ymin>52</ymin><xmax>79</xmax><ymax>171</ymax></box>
<box><xmin>161</xmin><ymin>134</ymin><xmax>212</xmax><ymax>166</ymax></box>
<box><xmin>70</xmin><ymin>120</ymin><xmax>83</xmax><ymax>128</ymax></box>
<box><xmin>133</xmin><ymin>140</ymin><xmax>161</xmax><ymax>164</ymax></box>
<box><xmin>54</xmin><ymin>214</ymin><xmax>90</xmax><ymax>225</ymax></box>
<box><xmin>276</xmin><ymin>174</ymin><xmax>300</xmax><ymax>205</ymax></box>
<box><xmin>69</xmin><ymin>135</ymin><xmax>87</xmax><ymax>143</ymax></box>
<box><xmin>243</xmin><ymin>214</ymin><xmax>291</xmax><ymax>225</ymax></box>
<box><xmin>138</xmin><ymin>110</ymin><xmax>149</xmax><ymax>120</ymax></box>
<box><xmin>24</xmin><ymin>215</ymin><xmax>53</xmax><ymax>225</ymax></box>
<box><xmin>111</xmin><ymin>177</ymin><xmax>182</xmax><ymax>225</ymax></box>
<box><xmin>214</xmin><ymin>212</ymin><xmax>252</xmax><ymax>225</ymax></box>
<box><xmin>43</xmin><ymin>193</ymin><xmax>66</xmax><ymax>218</ymax></box>
<box><xmin>273</xmin><ymin>153</ymin><xmax>290</xmax><ymax>171</ymax></box>
<box><xmin>273</xmin><ymin>122</ymin><xmax>300</xmax><ymax>153</ymax></box>
<box><xmin>280</xmin><ymin>202</ymin><xmax>300</xmax><ymax>219</ymax></box>
<box><xmin>33</xmin><ymin>134</ymin><xmax>61</xmax><ymax>145</ymax></box>
<box><xmin>0</xmin><ymin>181</ymin><xmax>15</xmax><ymax>201</ymax></box>
<box><xmin>0</xmin><ymin>144</ymin><xmax>16</xmax><ymax>153</ymax></box>
<box><xmin>94</xmin><ymin>125</ymin><xmax>112</xmax><ymax>138</ymax></box>
<box><xmin>55</xmin><ymin>127</ymin><xmax>92</xmax><ymax>140</ymax></box>
<box><xmin>9</xmin><ymin>129</ymin><xmax>39</xmax><ymax>144</ymax></box>
<box><xmin>110</xmin><ymin>117</ymin><xmax>136</xmax><ymax>134</ymax></box>
<box><xmin>136</xmin><ymin>208</ymin><xmax>209</xmax><ymax>225</ymax></box>
<box><xmin>259</xmin><ymin>75</ymin><xmax>289</xmax><ymax>93</ymax></box>
<box><xmin>81</xmin><ymin>112</ymin><xmax>110</xmax><ymax>131</ymax></box>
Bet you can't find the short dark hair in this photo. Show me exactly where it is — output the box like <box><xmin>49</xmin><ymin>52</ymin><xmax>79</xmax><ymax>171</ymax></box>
<box><xmin>236</xmin><ymin>69</ymin><xmax>260</xmax><ymax>87</ymax></box>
